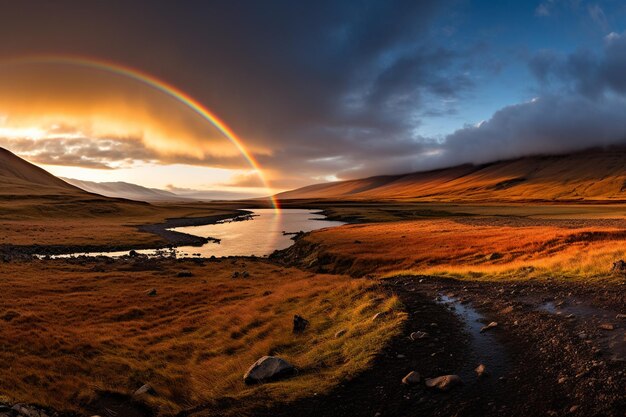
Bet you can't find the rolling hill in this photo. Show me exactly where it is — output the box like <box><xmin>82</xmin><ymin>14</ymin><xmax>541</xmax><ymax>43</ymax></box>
<box><xmin>0</xmin><ymin>147</ymin><xmax>155</xmax><ymax>219</ymax></box>
<box><xmin>0</xmin><ymin>147</ymin><xmax>84</xmax><ymax>196</ymax></box>
<box><xmin>277</xmin><ymin>148</ymin><xmax>626</xmax><ymax>202</ymax></box>
<box><xmin>63</xmin><ymin>178</ymin><xmax>189</xmax><ymax>202</ymax></box>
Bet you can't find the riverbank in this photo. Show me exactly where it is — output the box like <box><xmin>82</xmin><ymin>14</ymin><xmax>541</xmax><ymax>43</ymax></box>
<box><xmin>254</xmin><ymin>275</ymin><xmax>624</xmax><ymax>417</ymax></box>
<box><xmin>0</xmin><ymin>210</ymin><xmax>247</xmax><ymax>258</ymax></box>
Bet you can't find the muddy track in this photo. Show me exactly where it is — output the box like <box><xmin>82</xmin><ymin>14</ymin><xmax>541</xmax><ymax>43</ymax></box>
<box><xmin>252</xmin><ymin>276</ymin><xmax>625</xmax><ymax>417</ymax></box>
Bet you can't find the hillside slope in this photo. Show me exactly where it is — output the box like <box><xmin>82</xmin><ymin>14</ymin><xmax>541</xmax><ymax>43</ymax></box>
<box><xmin>0</xmin><ymin>147</ymin><xmax>84</xmax><ymax>196</ymax></box>
<box><xmin>0</xmin><ymin>147</ymin><xmax>156</xmax><ymax>219</ymax></box>
<box><xmin>277</xmin><ymin>148</ymin><xmax>626</xmax><ymax>202</ymax></box>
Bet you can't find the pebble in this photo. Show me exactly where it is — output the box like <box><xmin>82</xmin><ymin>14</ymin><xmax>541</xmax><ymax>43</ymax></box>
<box><xmin>480</xmin><ymin>321</ymin><xmax>498</xmax><ymax>333</ymax></box>
<box><xmin>402</xmin><ymin>371</ymin><xmax>421</xmax><ymax>385</ymax></box>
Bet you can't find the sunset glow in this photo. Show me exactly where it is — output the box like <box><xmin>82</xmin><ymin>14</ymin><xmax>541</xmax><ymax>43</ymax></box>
<box><xmin>0</xmin><ymin>56</ymin><xmax>279</xmax><ymax>205</ymax></box>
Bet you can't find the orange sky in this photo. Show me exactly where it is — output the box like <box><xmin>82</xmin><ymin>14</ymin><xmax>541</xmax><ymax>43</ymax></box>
<box><xmin>0</xmin><ymin>62</ymin><xmax>275</xmax><ymax>196</ymax></box>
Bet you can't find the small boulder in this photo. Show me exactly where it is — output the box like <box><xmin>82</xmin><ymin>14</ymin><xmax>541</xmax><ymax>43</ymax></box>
<box><xmin>480</xmin><ymin>321</ymin><xmax>498</xmax><ymax>333</ymax></box>
<box><xmin>599</xmin><ymin>323</ymin><xmax>614</xmax><ymax>331</ymax></box>
<box><xmin>475</xmin><ymin>363</ymin><xmax>488</xmax><ymax>378</ymax></box>
<box><xmin>231</xmin><ymin>271</ymin><xmax>240</xmax><ymax>279</ymax></box>
<box><xmin>616</xmin><ymin>314</ymin><xmax>626</xmax><ymax>319</ymax></box>
<box><xmin>402</xmin><ymin>371</ymin><xmax>421</xmax><ymax>385</ymax></box>
<box><xmin>243</xmin><ymin>356</ymin><xmax>296</xmax><ymax>384</ymax></box>
<box><xmin>293</xmin><ymin>315</ymin><xmax>310</xmax><ymax>333</ymax></box>
<box><xmin>242</xmin><ymin>271</ymin><xmax>250</xmax><ymax>278</ymax></box>
<box><xmin>146</xmin><ymin>288</ymin><xmax>157</xmax><ymax>297</ymax></box>
<box><xmin>177</xmin><ymin>270</ymin><xmax>193</xmax><ymax>278</ymax></box>
<box><xmin>425</xmin><ymin>375</ymin><xmax>463</xmax><ymax>391</ymax></box>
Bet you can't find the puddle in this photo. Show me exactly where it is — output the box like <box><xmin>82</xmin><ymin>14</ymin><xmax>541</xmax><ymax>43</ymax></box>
<box><xmin>537</xmin><ymin>300</ymin><xmax>610</xmax><ymax>319</ymax></box>
<box><xmin>536</xmin><ymin>300</ymin><xmax>625</xmax><ymax>362</ymax></box>
<box><xmin>437</xmin><ymin>295</ymin><xmax>509</xmax><ymax>381</ymax></box>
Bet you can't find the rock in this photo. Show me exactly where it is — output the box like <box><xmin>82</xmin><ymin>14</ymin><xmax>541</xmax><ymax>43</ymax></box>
<box><xmin>177</xmin><ymin>270</ymin><xmax>193</xmax><ymax>278</ymax></box>
<box><xmin>335</xmin><ymin>329</ymin><xmax>348</xmax><ymax>338</ymax></box>
<box><xmin>612</xmin><ymin>259</ymin><xmax>626</xmax><ymax>272</ymax></box>
<box><xmin>231</xmin><ymin>271</ymin><xmax>240</xmax><ymax>279</ymax></box>
<box><xmin>402</xmin><ymin>371</ymin><xmax>421</xmax><ymax>385</ymax></box>
<box><xmin>128</xmin><ymin>250</ymin><xmax>139</xmax><ymax>257</ymax></box>
<box><xmin>599</xmin><ymin>323</ymin><xmax>614</xmax><ymax>331</ymax></box>
<box><xmin>486</xmin><ymin>252</ymin><xmax>503</xmax><ymax>261</ymax></box>
<box><xmin>569</xmin><ymin>405</ymin><xmax>580</xmax><ymax>413</ymax></box>
<box><xmin>242</xmin><ymin>271</ymin><xmax>250</xmax><ymax>278</ymax></box>
<box><xmin>146</xmin><ymin>288</ymin><xmax>157</xmax><ymax>297</ymax></box>
<box><xmin>616</xmin><ymin>314</ymin><xmax>626</xmax><ymax>319</ymax></box>
<box><xmin>410</xmin><ymin>331</ymin><xmax>429</xmax><ymax>340</ymax></box>
<box><xmin>133</xmin><ymin>383</ymin><xmax>156</xmax><ymax>397</ymax></box>
<box><xmin>425</xmin><ymin>375</ymin><xmax>463</xmax><ymax>391</ymax></box>
<box><xmin>372</xmin><ymin>311</ymin><xmax>389</xmax><ymax>321</ymax></box>
<box><xmin>243</xmin><ymin>356</ymin><xmax>296</xmax><ymax>384</ymax></box>
<box><xmin>293</xmin><ymin>315</ymin><xmax>310</xmax><ymax>333</ymax></box>
<box><xmin>499</xmin><ymin>306</ymin><xmax>514</xmax><ymax>314</ymax></box>
<box><xmin>475</xmin><ymin>363</ymin><xmax>488</xmax><ymax>378</ymax></box>
<box><xmin>480</xmin><ymin>321</ymin><xmax>498</xmax><ymax>333</ymax></box>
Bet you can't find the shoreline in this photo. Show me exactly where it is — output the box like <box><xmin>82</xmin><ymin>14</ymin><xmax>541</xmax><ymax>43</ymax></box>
<box><xmin>0</xmin><ymin>210</ymin><xmax>251</xmax><ymax>258</ymax></box>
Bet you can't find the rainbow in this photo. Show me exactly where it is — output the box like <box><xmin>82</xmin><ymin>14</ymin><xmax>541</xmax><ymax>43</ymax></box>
<box><xmin>0</xmin><ymin>55</ymin><xmax>280</xmax><ymax>210</ymax></box>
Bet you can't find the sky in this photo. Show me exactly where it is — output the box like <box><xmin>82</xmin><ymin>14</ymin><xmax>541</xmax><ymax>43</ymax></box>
<box><xmin>1</xmin><ymin>0</ymin><xmax>626</xmax><ymax>197</ymax></box>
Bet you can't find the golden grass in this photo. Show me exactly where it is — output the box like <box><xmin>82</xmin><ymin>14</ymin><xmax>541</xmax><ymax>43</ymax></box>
<box><xmin>0</xmin><ymin>202</ymin><xmax>244</xmax><ymax>247</ymax></box>
<box><xmin>299</xmin><ymin>217</ymin><xmax>626</xmax><ymax>280</ymax></box>
<box><xmin>0</xmin><ymin>258</ymin><xmax>403</xmax><ymax>416</ymax></box>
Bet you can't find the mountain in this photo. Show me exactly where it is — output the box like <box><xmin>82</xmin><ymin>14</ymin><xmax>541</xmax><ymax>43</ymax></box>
<box><xmin>0</xmin><ymin>147</ymin><xmax>152</xmax><ymax>219</ymax></box>
<box><xmin>277</xmin><ymin>148</ymin><xmax>626</xmax><ymax>202</ymax></box>
<box><xmin>63</xmin><ymin>178</ymin><xmax>189</xmax><ymax>202</ymax></box>
<box><xmin>0</xmin><ymin>147</ymin><xmax>84</xmax><ymax>196</ymax></box>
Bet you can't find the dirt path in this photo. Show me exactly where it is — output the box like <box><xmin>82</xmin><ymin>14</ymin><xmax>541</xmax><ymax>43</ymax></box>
<box><xmin>254</xmin><ymin>276</ymin><xmax>625</xmax><ymax>417</ymax></box>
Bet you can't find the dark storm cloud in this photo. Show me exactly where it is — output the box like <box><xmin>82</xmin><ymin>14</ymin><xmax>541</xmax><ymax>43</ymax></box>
<box><xmin>529</xmin><ymin>31</ymin><xmax>626</xmax><ymax>97</ymax></box>
<box><xmin>417</xmin><ymin>31</ymin><xmax>626</xmax><ymax>171</ymax></box>
<box><xmin>0</xmin><ymin>0</ymin><xmax>479</xmax><ymax>185</ymax></box>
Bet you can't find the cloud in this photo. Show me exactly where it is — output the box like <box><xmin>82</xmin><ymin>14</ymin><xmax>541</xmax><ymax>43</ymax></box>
<box><xmin>402</xmin><ymin>32</ymin><xmax>626</xmax><ymax>172</ymax></box>
<box><xmin>165</xmin><ymin>184</ymin><xmax>266</xmax><ymax>200</ymax></box>
<box><xmin>219</xmin><ymin>172</ymin><xmax>265</xmax><ymax>188</ymax></box>
<box><xmin>430</xmin><ymin>95</ymin><xmax>626</xmax><ymax>169</ymax></box>
<box><xmin>0</xmin><ymin>136</ymin><xmax>156</xmax><ymax>169</ymax></box>
<box><xmin>535</xmin><ymin>3</ymin><xmax>551</xmax><ymax>17</ymax></box>
<box><xmin>0</xmin><ymin>0</ymin><xmax>480</xmax><ymax>188</ymax></box>
<box><xmin>588</xmin><ymin>4</ymin><xmax>609</xmax><ymax>31</ymax></box>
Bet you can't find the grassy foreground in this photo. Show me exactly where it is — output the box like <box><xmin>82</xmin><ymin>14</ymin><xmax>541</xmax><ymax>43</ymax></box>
<box><xmin>0</xmin><ymin>257</ymin><xmax>403</xmax><ymax>416</ymax></box>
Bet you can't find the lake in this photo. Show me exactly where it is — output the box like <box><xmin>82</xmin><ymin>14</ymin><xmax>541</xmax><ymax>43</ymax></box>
<box><xmin>54</xmin><ymin>208</ymin><xmax>345</xmax><ymax>258</ymax></box>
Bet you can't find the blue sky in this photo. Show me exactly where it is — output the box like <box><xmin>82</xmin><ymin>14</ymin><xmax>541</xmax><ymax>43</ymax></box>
<box><xmin>419</xmin><ymin>0</ymin><xmax>626</xmax><ymax>137</ymax></box>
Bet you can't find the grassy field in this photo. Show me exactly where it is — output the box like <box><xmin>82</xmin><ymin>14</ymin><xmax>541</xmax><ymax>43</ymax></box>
<box><xmin>0</xmin><ymin>258</ymin><xmax>403</xmax><ymax>416</ymax></box>
<box><xmin>285</xmin><ymin>212</ymin><xmax>626</xmax><ymax>281</ymax></box>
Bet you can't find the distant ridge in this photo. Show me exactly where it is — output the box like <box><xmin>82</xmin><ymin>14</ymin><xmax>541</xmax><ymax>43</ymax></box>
<box><xmin>63</xmin><ymin>178</ymin><xmax>190</xmax><ymax>202</ymax></box>
<box><xmin>277</xmin><ymin>148</ymin><xmax>626</xmax><ymax>202</ymax></box>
